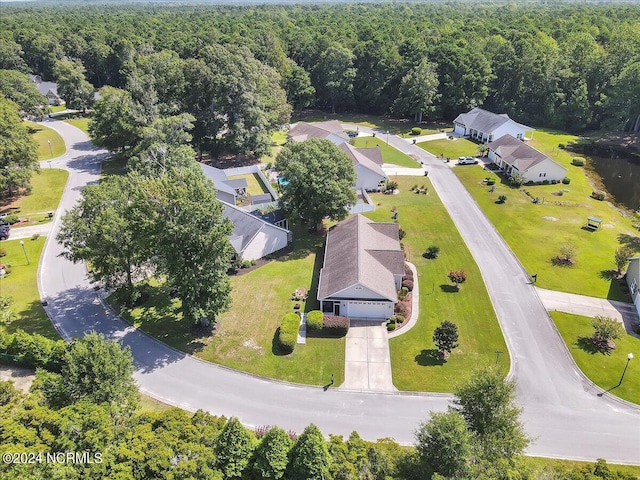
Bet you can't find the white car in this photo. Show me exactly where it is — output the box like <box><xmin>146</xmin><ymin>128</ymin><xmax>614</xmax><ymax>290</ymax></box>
<box><xmin>458</xmin><ymin>156</ymin><xmax>478</xmax><ymax>165</ymax></box>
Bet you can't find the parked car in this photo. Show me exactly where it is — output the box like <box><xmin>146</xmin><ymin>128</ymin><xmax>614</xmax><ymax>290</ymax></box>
<box><xmin>346</xmin><ymin>130</ymin><xmax>359</xmax><ymax>138</ymax></box>
<box><xmin>0</xmin><ymin>224</ymin><xmax>10</xmax><ymax>240</ymax></box>
<box><xmin>458</xmin><ymin>156</ymin><xmax>478</xmax><ymax>165</ymax></box>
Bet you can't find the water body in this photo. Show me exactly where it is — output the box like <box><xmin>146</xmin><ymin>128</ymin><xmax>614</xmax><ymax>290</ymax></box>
<box><xmin>582</xmin><ymin>147</ymin><xmax>640</xmax><ymax>212</ymax></box>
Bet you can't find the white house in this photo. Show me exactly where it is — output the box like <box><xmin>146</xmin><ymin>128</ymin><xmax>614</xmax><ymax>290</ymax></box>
<box><xmin>30</xmin><ymin>75</ymin><xmax>64</xmax><ymax>106</ymax></box>
<box><xmin>288</xmin><ymin>120</ymin><xmax>350</xmax><ymax>146</ymax></box>
<box><xmin>453</xmin><ymin>107</ymin><xmax>533</xmax><ymax>143</ymax></box>
<box><xmin>487</xmin><ymin>135</ymin><xmax>567</xmax><ymax>183</ymax></box>
<box><xmin>317</xmin><ymin>215</ymin><xmax>405</xmax><ymax>319</ymax></box>
<box><xmin>627</xmin><ymin>257</ymin><xmax>640</xmax><ymax>317</ymax></box>
<box><xmin>338</xmin><ymin>143</ymin><xmax>387</xmax><ymax>191</ymax></box>
<box><xmin>223</xmin><ymin>203</ymin><xmax>291</xmax><ymax>262</ymax></box>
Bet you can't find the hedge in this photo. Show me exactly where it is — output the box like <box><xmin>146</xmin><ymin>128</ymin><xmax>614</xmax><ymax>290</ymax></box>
<box><xmin>571</xmin><ymin>157</ymin><xmax>585</xmax><ymax>166</ymax></box>
<box><xmin>562</xmin><ymin>177</ymin><xmax>571</xmax><ymax>185</ymax></box>
<box><xmin>411</xmin><ymin>127</ymin><xmax>422</xmax><ymax>136</ymax></box>
<box><xmin>306</xmin><ymin>310</ymin><xmax>323</xmax><ymax>332</ymax></box>
<box><xmin>0</xmin><ymin>329</ymin><xmax>66</xmax><ymax>372</ymax></box>
<box><xmin>322</xmin><ymin>315</ymin><xmax>349</xmax><ymax>337</ymax></box>
<box><xmin>277</xmin><ymin>313</ymin><xmax>300</xmax><ymax>354</ymax></box>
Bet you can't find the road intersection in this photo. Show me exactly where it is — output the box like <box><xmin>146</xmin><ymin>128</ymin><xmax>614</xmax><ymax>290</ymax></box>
<box><xmin>37</xmin><ymin>119</ymin><xmax>640</xmax><ymax>464</ymax></box>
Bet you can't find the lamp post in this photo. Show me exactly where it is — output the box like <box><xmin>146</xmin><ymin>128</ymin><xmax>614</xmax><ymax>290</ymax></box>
<box><xmin>48</xmin><ymin>139</ymin><xmax>53</xmax><ymax>157</ymax></box>
<box><xmin>386</xmin><ymin>130</ymin><xmax>389</xmax><ymax>145</ymax></box>
<box><xmin>495</xmin><ymin>350</ymin><xmax>503</xmax><ymax>366</ymax></box>
<box><xmin>19</xmin><ymin>240</ymin><xmax>29</xmax><ymax>265</ymax></box>
<box><xmin>0</xmin><ymin>268</ymin><xmax>5</xmax><ymax>296</ymax></box>
<box><xmin>618</xmin><ymin>353</ymin><xmax>634</xmax><ymax>387</ymax></box>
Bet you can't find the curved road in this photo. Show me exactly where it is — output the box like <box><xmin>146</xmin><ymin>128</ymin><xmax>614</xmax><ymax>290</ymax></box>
<box><xmin>38</xmin><ymin>119</ymin><xmax>639</xmax><ymax>464</ymax></box>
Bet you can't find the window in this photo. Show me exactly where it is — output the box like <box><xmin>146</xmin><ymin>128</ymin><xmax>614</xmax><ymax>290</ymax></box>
<box><xmin>631</xmin><ymin>279</ymin><xmax>637</xmax><ymax>296</ymax></box>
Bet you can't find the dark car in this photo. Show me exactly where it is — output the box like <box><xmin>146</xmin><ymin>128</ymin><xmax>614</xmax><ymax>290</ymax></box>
<box><xmin>0</xmin><ymin>225</ymin><xmax>9</xmax><ymax>240</ymax></box>
<box><xmin>346</xmin><ymin>130</ymin><xmax>359</xmax><ymax>138</ymax></box>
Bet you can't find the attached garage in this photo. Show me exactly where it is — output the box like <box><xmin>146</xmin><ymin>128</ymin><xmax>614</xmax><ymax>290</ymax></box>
<box><xmin>346</xmin><ymin>301</ymin><xmax>391</xmax><ymax>319</ymax></box>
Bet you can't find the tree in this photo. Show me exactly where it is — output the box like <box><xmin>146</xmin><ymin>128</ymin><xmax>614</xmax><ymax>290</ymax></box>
<box><xmin>282</xmin><ymin>60</ymin><xmax>316</xmax><ymax>111</ymax></box>
<box><xmin>57</xmin><ymin>174</ymin><xmax>147</xmax><ymax>303</ymax></box>
<box><xmin>0</xmin><ymin>69</ymin><xmax>46</xmax><ymax>117</ymax></box>
<box><xmin>275</xmin><ymin>139</ymin><xmax>356</xmax><ymax>231</ymax></box>
<box><xmin>311</xmin><ymin>44</ymin><xmax>356</xmax><ymax>113</ymax></box>
<box><xmin>447</xmin><ymin>270</ymin><xmax>467</xmax><ymax>291</ymax></box>
<box><xmin>433</xmin><ymin>320</ymin><xmax>459</xmax><ymax>358</ymax></box>
<box><xmin>288</xmin><ymin>424</ymin><xmax>331</xmax><ymax>480</ymax></box>
<box><xmin>62</xmin><ymin>331</ymin><xmax>139</xmax><ymax>409</ymax></box>
<box><xmin>0</xmin><ymin>97</ymin><xmax>39</xmax><ymax>196</ymax></box>
<box><xmin>555</xmin><ymin>243</ymin><xmax>577</xmax><ymax>266</ymax></box>
<box><xmin>135</xmin><ymin>164</ymin><xmax>234</xmax><ymax>325</ymax></box>
<box><xmin>415</xmin><ymin>411</ymin><xmax>472</xmax><ymax>479</ymax></box>
<box><xmin>614</xmin><ymin>246</ymin><xmax>633</xmax><ymax>275</ymax></box>
<box><xmin>591</xmin><ymin>315</ymin><xmax>625</xmax><ymax>352</ymax></box>
<box><xmin>89</xmin><ymin>86</ymin><xmax>143</xmax><ymax>153</ymax></box>
<box><xmin>392</xmin><ymin>58</ymin><xmax>439</xmax><ymax>122</ymax></box>
<box><xmin>453</xmin><ymin>367</ymin><xmax>529</xmax><ymax>462</ymax></box>
<box><xmin>250</xmin><ymin>427</ymin><xmax>293</xmax><ymax>480</ymax></box>
<box><xmin>215</xmin><ymin>417</ymin><xmax>256</xmax><ymax>480</ymax></box>
<box><xmin>54</xmin><ymin>59</ymin><xmax>94</xmax><ymax>112</ymax></box>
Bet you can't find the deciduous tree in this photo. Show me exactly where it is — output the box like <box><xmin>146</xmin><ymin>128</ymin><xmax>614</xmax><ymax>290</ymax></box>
<box><xmin>392</xmin><ymin>58</ymin><xmax>439</xmax><ymax>122</ymax></box>
<box><xmin>276</xmin><ymin>138</ymin><xmax>356</xmax><ymax>231</ymax></box>
<box><xmin>250</xmin><ymin>427</ymin><xmax>292</xmax><ymax>480</ymax></box>
<box><xmin>215</xmin><ymin>417</ymin><xmax>256</xmax><ymax>480</ymax></box>
<box><xmin>288</xmin><ymin>424</ymin><xmax>331</xmax><ymax>480</ymax></box>
<box><xmin>89</xmin><ymin>86</ymin><xmax>142</xmax><ymax>153</ymax></box>
<box><xmin>0</xmin><ymin>69</ymin><xmax>46</xmax><ymax>117</ymax></box>
<box><xmin>54</xmin><ymin>59</ymin><xmax>94</xmax><ymax>112</ymax></box>
<box><xmin>433</xmin><ymin>320</ymin><xmax>459</xmax><ymax>357</ymax></box>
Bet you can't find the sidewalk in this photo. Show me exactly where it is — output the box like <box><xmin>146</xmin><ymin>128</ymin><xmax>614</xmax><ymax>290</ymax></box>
<box><xmin>402</xmin><ymin>132</ymin><xmax>448</xmax><ymax>143</ymax></box>
<box><xmin>536</xmin><ymin>287</ymin><xmax>639</xmax><ymax>332</ymax></box>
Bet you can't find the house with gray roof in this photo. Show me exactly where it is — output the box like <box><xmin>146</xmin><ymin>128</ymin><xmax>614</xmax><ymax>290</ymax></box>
<box><xmin>288</xmin><ymin>120</ymin><xmax>350</xmax><ymax>145</ymax></box>
<box><xmin>453</xmin><ymin>107</ymin><xmax>533</xmax><ymax>143</ymax></box>
<box><xmin>30</xmin><ymin>75</ymin><xmax>64</xmax><ymax>106</ymax></box>
<box><xmin>318</xmin><ymin>215</ymin><xmax>404</xmax><ymax>319</ymax></box>
<box><xmin>223</xmin><ymin>203</ymin><xmax>291</xmax><ymax>262</ymax></box>
<box><xmin>338</xmin><ymin>143</ymin><xmax>388</xmax><ymax>191</ymax></box>
<box><xmin>487</xmin><ymin>134</ymin><xmax>567</xmax><ymax>183</ymax></box>
<box><xmin>627</xmin><ymin>257</ymin><xmax>640</xmax><ymax>317</ymax></box>
<box><xmin>199</xmin><ymin>163</ymin><xmax>248</xmax><ymax>205</ymax></box>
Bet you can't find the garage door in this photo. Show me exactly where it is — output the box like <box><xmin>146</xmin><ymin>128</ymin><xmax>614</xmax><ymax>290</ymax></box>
<box><xmin>347</xmin><ymin>301</ymin><xmax>389</xmax><ymax>319</ymax></box>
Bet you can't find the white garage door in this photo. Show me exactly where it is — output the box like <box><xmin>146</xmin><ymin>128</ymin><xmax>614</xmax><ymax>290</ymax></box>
<box><xmin>347</xmin><ymin>301</ymin><xmax>389</xmax><ymax>319</ymax></box>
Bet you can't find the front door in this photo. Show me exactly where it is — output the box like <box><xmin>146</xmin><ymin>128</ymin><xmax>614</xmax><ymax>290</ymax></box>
<box><xmin>334</xmin><ymin>303</ymin><xmax>340</xmax><ymax>316</ymax></box>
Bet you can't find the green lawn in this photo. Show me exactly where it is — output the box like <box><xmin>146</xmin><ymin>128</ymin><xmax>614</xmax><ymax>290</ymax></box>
<box><xmin>365</xmin><ymin>176</ymin><xmax>508</xmax><ymax>392</ymax></box>
<box><xmin>452</xmin><ymin>129</ymin><xmax>638</xmax><ymax>300</ymax></box>
<box><xmin>351</xmin><ymin>136</ymin><xmax>419</xmax><ymax>168</ymax></box>
<box><xmin>228</xmin><ymin>173</ymin><xmax>269</xmax><ymax>196</ymax></box>
<box><xmin>418</xmin><ymin>137</ymin><xmax>479</xmax><ymax>160</ymax></box>
<box><xmin>48</xmin><ymin>105</ymin><xmax>67</xmax><ymax>113</ymax></box>
<box><xmin>111</xmin><ymin>229</ymin><xmax>345</xmax><ymax>386</ymax></box>
<box><xmin>65</xmin><ymin>117</ymin><xmax>90</xmax><ymax>134</ymax></box>
<box><xmin>0</xmin><ymin>238</ymin><xmax>56</xmax><ymax>339</ymax></box>
<box><xmin>522</xmin><ymin>456</ymin><xmax>640</xmax><ymax>478</ymax></box>
<box><xmin>25</xmin><ymin>121</ymin><xmax>66</xmax><ymax>160</ymax></box>
<box><xmin>0</xmin><ymin>169</ymin><xmax>68</xmax><ymax>223</ymax></box>
<box><xmin>551</xmin><ymin>311</ymin><xmax>640</xmax><ymax>405</ymax></box>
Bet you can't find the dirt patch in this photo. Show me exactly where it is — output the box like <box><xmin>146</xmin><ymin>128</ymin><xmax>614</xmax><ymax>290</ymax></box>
<box><xmin>542</xmin><ymin>216</ymin><xmax>558</xmax><ymax>222</ymax></box>
<box><xmin>242</xmin><ymin>339</ymin><xmax>264</xmax><ymax>354</ymax></box>
<box><xmin>0</xmin><ymin>365</ymin><xmax>35</xmax><ymax>393</ymax></box>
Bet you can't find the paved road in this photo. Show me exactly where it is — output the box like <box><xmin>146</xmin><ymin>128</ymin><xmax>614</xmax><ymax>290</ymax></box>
<box><xmin>345</xmin><ymin>124</ymin><xmax>640</xmax><ymax>463</ymax></box>
<box><xmin>38</xmin><ymin>119</ymin><xmax>640</xmax><ymax>464</ymax></box>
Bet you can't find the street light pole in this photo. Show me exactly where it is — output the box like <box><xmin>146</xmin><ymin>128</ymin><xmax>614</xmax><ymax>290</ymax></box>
<box><xmin>48</xmin><ymin>139</ymin><xmax>53</xmax><ymax>157</ymax></box>
<box><xmin>386</xmin><ymin>130</ymin><xmax>389</xmax><ymax>145</ymax></box>
<box><xmin>0</xmin><ymin>268</ymin><xmax>5</xmax><ymax>296</ymax></box>
<box><xmin>19</xmin><ymin>240</ymin><xmax>30</xmax><ymax>265</ymax></box>
<box><xmin>617</xmin><ymin>353</ymin><xmax>634</xmax><ymax>387</ymax></box>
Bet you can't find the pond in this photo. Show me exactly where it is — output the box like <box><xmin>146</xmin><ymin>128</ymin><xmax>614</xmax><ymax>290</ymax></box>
<box><xmin>582</xmin><ymin>146</ymin><xmax>640</xmax><ymax>212</ymax></box>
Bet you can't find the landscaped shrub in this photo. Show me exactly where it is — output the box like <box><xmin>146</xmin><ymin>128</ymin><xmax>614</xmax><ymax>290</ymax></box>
<box><xmin>322</xmin><ymin>315</ymin><xmax>349</xmax><ymax>336</ymax></box>
<box><xmin>558</xmin><ymin>143</ymin><xmax>566</xmax><ymax>149</ymax></box>
<box><xmin>398</xmin><ymin>228</ymin><xmax>406</xmax><ymax>240</ymax></box>
<box><xmin>542</xmin><ymin>180</ymin><xmax>550</xmax><ymax>185</ymax></box>
<box><xmin>571</xmin><ymin>157</ymin><xmax>585</xmax><ymax>166</ymax></box>
<box><xmin>387</xmin><ymin>323</ymin><xmax>396</xmax><ymax>331</ymax></box>
<box><xmin>0</xmin><ymin>248</ymin><xmax>5</xmax><ymax>257</ymax></box>
<box><xmin>551</xmin><ymin>180</ymin><xmax>557</xmax><ymax>184</ymax></box>
<box><xmin>5</xmin><ymin>215</ymin><xmax>19</xmax><ymax>225</ymax></box>
<box><xmin>395</xmin><ymin>302</ymin><xmax>408</xmax><ymax>316</ymax></box>
<box><xmin>402</xmin><ymin>277</ymin><xmax>413</xmax><ymax>291</ymax></box>
<box><xmin>497</xmin><ymin>195</ymin><xmax>507</xmax><ymax>204</ymax></box>
<box><xmin>277</xmin><ymin>313</ymin><xmax>300</xmax><ymax>354</ymax></box>
<box><xmin>3</xmin><ymin>329</ymin><xmax>66</xmax><ymax>372</ymax></box>
<box><xmin>562</xmin><ymin>177</ymin><xmax>571</xmax><ymax>185</ymax></box>
<box><xmin>424</xmin><ymin>245</ymin><xmax>440</xmax><ymax>259</ymax></box>
<box><xmin>306</xmin><ymin>310</ymin><xmax>323</xmax><ymax>332</ymax></box>
<box><xmin>486</xmin><ymin>178</ymin><xmax>495</xmax><ymax>186</ymax></box>
<box><xmin>591</xmin><ymin>190</ymin><xmax>606</xmax><ymax>201</ymax></box>
<box><xmin>411</xmin><ymin>127</ymin><xmax>422</xmax><ymax>136</ymax></box>
<box><xmin>395</xmin><ymin>315</ymin><xmax>405</xmax><ymax>324</ymax></box>
<box><xmin>398</xmin><ymin>286</ymin><xmax>409</xmax><ymax>301</ymax></box>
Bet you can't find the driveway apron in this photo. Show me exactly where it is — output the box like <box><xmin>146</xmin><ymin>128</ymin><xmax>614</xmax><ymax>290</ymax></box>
<box><xmin>343</xmin><ymin>320</ymin><xmax>396</xmax><ymax>392</ymax></box>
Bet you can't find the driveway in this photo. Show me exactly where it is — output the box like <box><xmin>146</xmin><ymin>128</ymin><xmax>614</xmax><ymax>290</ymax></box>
<box><xmin>343</xmin><ymin>320</ymin><xmax>395</xmax><ymax>392</ymax></box>
<box><xmin>9</xmin><ymin>223</ymin><xmax>52</xmax><ymax>240</ymax></box>
<box><xmin>36</xmin><ymin>119</ymin><xmax>640</xmax><ymax>463</ymax></box>
<box><xmin>536</xmin><ymin>287</ymin><xmax>640</xmax><ymax>331</ymax></box>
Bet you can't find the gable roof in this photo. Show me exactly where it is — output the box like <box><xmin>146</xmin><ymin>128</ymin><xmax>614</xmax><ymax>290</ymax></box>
<box><xmin>454</xmin><ymin>107</ymin><xmax>532</xmax><ymax>135</ymax></box>
<box><xmin>357</xmin><ymin>147</ymin><xmax>383</xmax><ymax>165</ymax></box>
<box><xmin>222</xmin><ymin>202</ymin><xmax>289</xmax><ymax>256</ymax></box>
<box><xmin>318</xmin><ymin>215</ymin><xmax>404</xmax><ymax>302</ymax></box>
<box><xmin>199</xmin><ymin>163</ymin><xmax>239</xmax><ymax>197</ymax></box>
<box><xmin>288</xmin><ymin>121</ymin><xmax>350</xmax><ymax>143</ymax></box>
<box><xmin>338</xmin><ymin>143</ymin><xmax>387</xmax><ymax>179</ymax></box>
<box><xmin>30</xmin><ymin>75</ymin><xmax>60</xmax><ymax>99</ymax></box>
<box><xmin>488</xmin><ymin>134</ymin><xmax>565</xmax><ymax>172</ymax></box>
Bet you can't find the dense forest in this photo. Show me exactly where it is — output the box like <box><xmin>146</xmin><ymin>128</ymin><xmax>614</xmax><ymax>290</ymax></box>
<box><xmin>2</xmin><ymin>1</ymin><xmax>640</xmax><ymax>155</ymax></box>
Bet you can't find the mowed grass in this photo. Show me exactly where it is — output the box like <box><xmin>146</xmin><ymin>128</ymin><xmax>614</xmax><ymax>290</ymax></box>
<box><xmin>0</xmin><ymin>238</ymin><xmax>56</xmax><ymax>339</ymax></box>
<box><xmin>418</xmin><ymin>137</ymin><xmax>479</xmax><ymax>160</ymax></box>
<box><xmin>365</xmin><ymin>176</ymin><xmax>508</xmax><ymax>392</ymax></box>
<box><xmin>64</xmin><ymin>117</ymin><xmax>90</xmax><ymax>134</ymax></box>
<box><xmin>522</xmin><ymin>456</ymin><xmax>640</xmax><ymax>478</ymax></box>
<box><xmin>112</xmin><ymin>230</ymin><xmax>345</xmax><ymax>386</ymax></box>
<box><xmin>25</xmin><ymin>121</ymin><xmax>65</xmax><ymax>160</ymax></box>
<box><xmin>453</xmin><ymin>129</ymin><xmax>638</xmax><ymax>300</ymax></box>
<box><xmin>227</xmin><ymin>173</ymin><xmax>269</xmax><ymax>196</ymax></box>
<box><xmin>551</xmin><ymin>311</ymin><xmax>640</xmax><ymax>405</ymax></box>
<box><xmin>351</xmin><ymin>136</ymin><xmax>419</xmax><ymax>168</ymax></box>
<box><xmin>0</xmin><ymin>169</ymin><xmax>68</xmax><ymax>222</ymax></box>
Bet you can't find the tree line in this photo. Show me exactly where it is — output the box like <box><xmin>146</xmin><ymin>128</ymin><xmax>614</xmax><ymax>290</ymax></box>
<box><xmin>1</xmin><ymin>328</ymin><xmax>635</xmax><ymax>480</ymax></box>
<box><xmin>2</xmin><ymin>1</ymin><xmax>640</xmax><ymax>143</ymax></box>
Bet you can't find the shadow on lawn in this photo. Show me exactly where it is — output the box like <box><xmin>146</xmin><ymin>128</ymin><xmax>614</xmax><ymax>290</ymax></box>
<box><xmin>439</xmin><ymin>284</ymin><xmax>459</xmax><ymax>293</ymax></box>
<box><xmin>7</xmin><ymin>299</ymin><xmax>58</xmax><ymax>339</ymax></box>
<box><xmin>305</xmin><ymin>247</ymin><xmax>324</xmax><ymax>313</ymax></box>
<box><xmin>618</xmin><ymin>233</ymin><xmax>640</xmax><ymax>252</ymax></box>
<box><xmin>598</xmin><ymin>269</ymin><xmax>618</xmax><ymax>281</ymax></box>
<box><xmin>576</xmin><ymin>336</ymin><xmax>609</xmax><ymax>355</ymax></box>
<box><xmin>415</xmin><ymin>349</ymin><xmax>446</xmax><ymax>367</ymax></box>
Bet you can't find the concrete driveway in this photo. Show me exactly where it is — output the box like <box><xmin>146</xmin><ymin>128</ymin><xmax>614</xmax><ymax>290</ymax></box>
<box><xmin>343</xmin><ymin>320</ymin><xmax>395</xmax><ymax>392</ymax></box>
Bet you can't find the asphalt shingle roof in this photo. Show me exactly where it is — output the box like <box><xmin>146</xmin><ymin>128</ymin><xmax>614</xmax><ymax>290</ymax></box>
<box><xmin>454</xmin><ymin>107</ymin><xmax>532</xmax><ymax>135</ymax></box>
<box><xmin>288</xmin><ymin>121</ymin><xmax>350</xmax><ymax>143</ymax></box>
<box><xmin>338</xmin><ymin>143</ymin><xmax>387</xmax><ymax>179</ymax></box>
<box><xmin>488</xmin><ymin>134</ymin><xmax>559</xmax><ymax>171</ymax></box>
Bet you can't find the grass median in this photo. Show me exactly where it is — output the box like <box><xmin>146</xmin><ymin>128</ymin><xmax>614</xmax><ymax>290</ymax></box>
<box><xmin>26</xmin><ymin>121</ymin><xmax>65</xmax><ymax>160</ymax></box>
<box><xmin>451</xmin><ymin>129</ymin><xmax>638</xmax><ymax>300</ymax></box>
<box><xmin>0</xmin><ymin>169</ymin><xmax>68</xmax><ymax>224</ymax></box>
<box><xmin>365</xmin><ymin>176</ymin><xmax>508</xmax><ymax>392</ymax></box>
<box><xmin>550</xmin><ymin>311</ymin><xmax>639</xmax><ymax>405</ymax></box>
